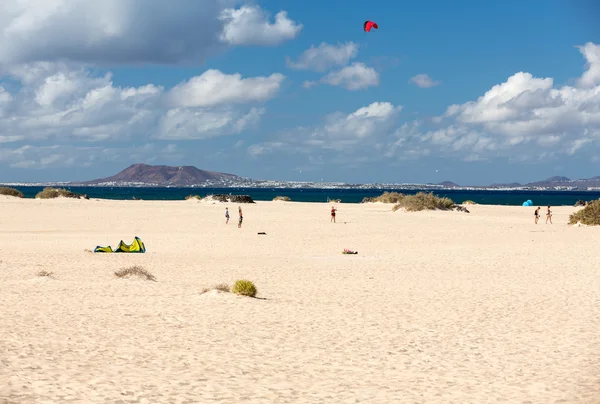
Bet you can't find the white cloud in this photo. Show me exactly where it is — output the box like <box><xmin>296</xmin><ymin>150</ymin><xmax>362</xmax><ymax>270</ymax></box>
<box><xmin>219</xmin><ymin>5</ymin><xmax>302</xmax><ymax>46</ymax></box>
<box><xmin>577</xmin><ymin>42</ymin><xmax>600</xmax><ymax>88</ymax></box>
<box><xmin>319</xmin><ymin>63</ymin><xmax>379</xmax><ymax>90</ymax></box>
<box><xmin>247</xmin><ymin>102</ymin><xmax>402</xmax><ymax>157</ymax></box>
<box><xmin>248</xmin><ymin>42</ymin><xmax>600</xmax><ymax>166</ymax></box>
<box><xmin>0</xmin><ymin>1</ymin><xmax>300</xmax><ymax>68</ymax></box>
<box><xmin>0</xmin><ymin>143</ymin><xmax>184</xmax><ymax>169</ymax></box>
<box><xmin>286</xmin><ymin>42</ymin><xmax>358</xmax><ymax>72</ymax></box>
<box><xmin>410</xmin><ymin>74</ymin><xmax>441</xmax><ymax>88</ymax></box>
<box><xmin>0</xmin><ymin>63</ymin><xmax>281</xmax><ymax>144</ymax></box>
<box><xmin>168</xmin><ymin>69</ymin><xmax>285</xmax><ymax>108</ymax></box>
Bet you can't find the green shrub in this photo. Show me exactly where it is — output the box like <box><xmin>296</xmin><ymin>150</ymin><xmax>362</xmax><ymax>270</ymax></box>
<box><xmin>462</xmin><ymin>200</ymin><xmax>477</xmax><ymax>205</ymax></box>
<box><xmin>362</xmin><ymin>192</ymin><xmax>404</xmax><ymax>203</ymax></box>
<box><xmin>273</xmin><ymin>196</ymin><xmax>291</xmax><ymax>201</ymax></box>
<box><xmin>232</xmin><ymin>280</ymin><xmax>257</xmax><ymax>297</ymax></box>
<box><xmin>392</xmin><ymin>192</ymin><xmax>455</xmax><ymax>212</ymax></box>
<box><xmin>569</xmin><ymin>199</ymin><xmax>600</xmax><ymax>225</ymax></box>
<box><xmin>185</xmin><ymin>194</ymin><xmax>202</xmax><ymax>200</ymax></box>
<box><xmin>0</xmin><ymin>187</ymin><xmax>24</xmax><ymax>198</ymax></box>
<box><xmin>35</xmin><ymin>187</ymin><xmax>87</xmax><ymax>199</ymax></box>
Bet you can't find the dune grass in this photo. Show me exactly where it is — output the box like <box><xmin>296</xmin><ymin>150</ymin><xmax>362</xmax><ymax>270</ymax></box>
<box><xmin>462</xmin><ymin>200</ymin><xmax>477</xmax><ymax>205</ymax></box>
<box><xmin>35</xmin><ymin>187</ymin><xmax>88</xmax><ymax>199</ymax></box>
<box><xmin>36</xmin><ymin>270</ymin><xmax>54</xmax><ymax>277</ymax></box>
<box><xmin>185</xmin><ymin>194</ymin><xmax>202</xmax><ymax>200</ymax></box>
<box><xmin>569</xmin><ymin>199</ymin><xmax>600</xmax><ymax>225</ymax></box>
<box><xmin>114</xmin><ymin>265</ymin><xmax>157</xmax><ymax>281</ymax></box>
<box><xmin>0</xmin><ymin>187</ymin><xmax>24</xmax><ymax>198</ymax></box>
<box><xmin>392</xmin><ymin>192</ymin><xmax>456</xmax><ymax>212</ymax></box>
<box><xmin>200</xmin><ymin>283</ymin><xmax>231</xmax><ymax>294</ymax></box>
<box><xmin>362</xmin><ymin>192</ymin><xmax>404</xmax><ymax>204</ymax></box>
<box><xmin>232</xmin><ymin>280</ymin><xmax>257</xmax><ymax>297</ymax></box>
<box><xmin>273</xmin><ymin>196</ymin><xmax>291</xmax><ymax>201</ymax></box>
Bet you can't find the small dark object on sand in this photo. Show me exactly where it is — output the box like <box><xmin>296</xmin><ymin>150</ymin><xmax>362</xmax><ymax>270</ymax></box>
<box><xmin>258</xmin><ymin>232</ymin><xmax>266</xmax><ymax>235</ymax></box>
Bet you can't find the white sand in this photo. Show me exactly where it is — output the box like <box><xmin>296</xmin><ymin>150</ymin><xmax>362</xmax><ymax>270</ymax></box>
<box><xmin>0</xmin><ymin>196</ymin><xmax>599</xmax><ymax>403</ymax></box>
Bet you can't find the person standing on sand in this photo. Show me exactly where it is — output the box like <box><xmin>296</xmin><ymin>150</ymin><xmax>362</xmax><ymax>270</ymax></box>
<box><xmin>534</xmin><ymin>207</ymin><xmax>540</xmax><ymax>224</ymax></box>
<box><xmin>238</xmin><ymin>206</ymin><xmax>243</xmax><ymax>228</ymax></box>
<box><xmin>225</xmin><ymin>207</ymin><xmax>230</xmax><ymax>224</ymax></box>
<box><xmin>330</xmin><ymin>206</ymin><xmax>337</xmax><ymax>223</ymax></box>
<box><xmin>546</xmin><ymin>206</ymin><xmax>553</xmax><ymax>224</ymax></box>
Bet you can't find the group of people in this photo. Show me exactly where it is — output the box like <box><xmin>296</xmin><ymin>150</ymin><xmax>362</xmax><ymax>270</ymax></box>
<box><xmin>534</xmin><ymin>206</ymin><xmax>553</xmax><ymax>224</ymax></box>
<box><xmin>225</xmin><ymin>207</ymin><xmax>243</xmax><ymax>228</ymax></box>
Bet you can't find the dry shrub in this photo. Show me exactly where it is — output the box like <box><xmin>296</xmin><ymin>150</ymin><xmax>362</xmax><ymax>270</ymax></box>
<box><xmin>35</xmin><ymin>187</ymin><xmax>88</xmax><ymax>199</ymax></box>
<box><xmin>393</xmin><ymin>192</ymin><xmax>455</xmax><ymax>212</ymax></box>
<box><xmin>231</xmin><ymin>279</ymin><xmax>257</xmax><ymax>297</ymax></box>
<box><xmin>185</xmin><ymin>194</ymin><xmax>202</xmax><ymax>200</ymax></box>
<box><xmin>273</xmin><ymin>196</ymin><xmax>291</xmax><ymax>201</ymax></box>
<box><xmin>569</xmin><ymin>199</ymin><xmax>600</xmax><ymax>225</ymax></box>
<box><xmin>362</xmin><ymin>192</ymin><xmax>404</xmax><ymax>204</ymax></box>
<box><xmin>0</xmin><ymin>187</ymin><xmax>24</xmax><ymax>198</ymax></box>
<box><xmin>200</xmin><ymin>283</ymin><xmax>230</xmax><ymax>294</ymax></box>
<box><xmin>462</xmin><ymin>200</ymin><xmax>477</xmax><ymax>205</ymax></box>
<box><xmin>114</xmin><ymin>265</ymin><xmax>157</xmax><ymax>281</ymax></box>
<box><xmin>37</xmin><ymin>270</ymin><xmax>54</xmax><ymax>277</ymax></box>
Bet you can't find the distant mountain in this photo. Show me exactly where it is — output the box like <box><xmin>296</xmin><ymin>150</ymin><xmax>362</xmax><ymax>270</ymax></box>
<box><xmin>526</xmin><ymin>176</ymin><xmax>584</xmax><ymax>187</ymax></box>
<box><xmin>437</xmin><ymin>181</ymin><xmax>460</xmax><ymax>188</ymax></box>
<box><xmin>490</xmin><ymin>182</ymin><xmax>522</xmax><ymax>188</ymax></box>
<box><xmin>77</xmin><ymin>164</ymin><xmax>242</xmax><ymax>186</ymax></box>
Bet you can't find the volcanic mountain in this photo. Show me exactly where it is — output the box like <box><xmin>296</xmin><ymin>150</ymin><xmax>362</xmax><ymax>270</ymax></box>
<box><xmin>78</xmin><ymin>164</ymin><xmax>242</xmax><ymax>186</ymax></box>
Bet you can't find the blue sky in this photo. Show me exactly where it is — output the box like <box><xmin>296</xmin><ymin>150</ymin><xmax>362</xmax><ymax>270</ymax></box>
<box><xmin>0</xmin><ymin>0</ymin><xmax>599</xmax><ymax>185</ymax></box>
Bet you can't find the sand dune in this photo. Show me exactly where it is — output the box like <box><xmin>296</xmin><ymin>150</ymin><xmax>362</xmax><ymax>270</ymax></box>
<box><xmin>1</xmin><ymin>197</ymin><xmax>599</xmax><ymax>403</ymax></box>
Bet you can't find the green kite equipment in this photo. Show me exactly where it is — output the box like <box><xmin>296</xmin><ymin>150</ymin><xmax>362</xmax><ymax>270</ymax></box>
<box><xmin>94</xmin><ymin>236</ymin><xmax>146</xmax><ymax>253</ymax></box>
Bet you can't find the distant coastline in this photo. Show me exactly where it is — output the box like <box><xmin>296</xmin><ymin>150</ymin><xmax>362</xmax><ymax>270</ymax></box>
<box><xmin>2</xmin><ymin>164</ymin><xmax>600</xmax><ymax>193</ymax></box>
<box><xmin>2</xmin><ymin>185</ymin><xmax>599</xmax><ymax>206</ymax></box>
<box><xmin>1</xmin><ymin>180</ymin><xmax>600</xmax><ymax>192</ymax></box>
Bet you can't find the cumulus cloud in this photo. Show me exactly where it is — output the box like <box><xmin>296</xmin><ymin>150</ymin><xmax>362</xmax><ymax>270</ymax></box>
<box><xmin>0</xmin><ymin>63</ymin><xmax>282</xmax><ymax>148</ymax></box>
<box><xmin>0</xmin><ymin>143</ymin><xmax>184</xmax><ymax>169</ymax></box>
<box><xmin>219</xmin><ymin>5</ymin><xmax>302</xmax><ymax>46</ymax></box>
<box><xmin>410</xmin><ymin>74</ymin><xmax>441</xmax><ymax>88</ymax></box>
<box><xmin>577</xmin><ymin>42</ymin><xmax>600</xmax><ymax>88</ymax></box>
<box><xmin>249</xmin><ymin>42</ymin><xmax>600</xmax><ymax>165</ymax></box>
<box><xmin>247</xmin><ymin>101</ymin><xmax>402</xmax><ymax>157</ymax></box>
<box><xmin>286</xmin><ymin>42</ymin><xmax>359</xmax><ymax>72</ymax></box>
<box><xmin>319</xmin><ymin>63</ymin><xmax>379</xmax><ymax>90</ymax></box>
<box><xmin>168</xmin><ymin>70</ymin><xmax>285</xmax><ymax>108</ymax></box>
<box><xmin>0</xmin><ymin>1</ymin><xmax>301</xmax><ymax>67</ymax></box>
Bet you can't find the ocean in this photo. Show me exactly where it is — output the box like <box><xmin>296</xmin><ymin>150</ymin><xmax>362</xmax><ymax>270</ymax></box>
<box><xmin>5</xmin><ymin>186</ymin><xmax>600</xmax><ymax>206</ymax></box>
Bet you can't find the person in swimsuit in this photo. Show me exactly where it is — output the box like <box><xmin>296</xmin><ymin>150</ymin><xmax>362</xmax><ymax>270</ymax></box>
<box><xmin>225</xmin><ymin>207</ymin><xmax>230</xmax><ymax>224</ymax></box>
<box><xmin>534</xmin><ymin>207</ymin><xmax>540</xmax><ymax>224</ymax></box>
<box><xmin>238</xmin><ymin>206</ymin><xmax>243</xmax><ymax>228</ymax></box>
<box><xmin>330</xmin><ymin>206</ymin><xmax>337</xmax><ymax>223</ymax></box>
<box><xmin>546</xmin><ymin>205</ymin><xmax>552</xmax><ymax>224</ymax></box>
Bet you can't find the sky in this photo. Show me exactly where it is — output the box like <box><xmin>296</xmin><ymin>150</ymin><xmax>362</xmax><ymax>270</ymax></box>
<box><xmin>0</xmin><ymin>0</ymin><xmax>599</xmax><ymax>186</ymax></box>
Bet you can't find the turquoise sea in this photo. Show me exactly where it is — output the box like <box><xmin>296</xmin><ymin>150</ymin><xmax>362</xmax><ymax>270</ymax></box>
<box><xmin>5</xmin><ymin>186</ymin><xmax>600</xmax><ymax>206</ymax></box>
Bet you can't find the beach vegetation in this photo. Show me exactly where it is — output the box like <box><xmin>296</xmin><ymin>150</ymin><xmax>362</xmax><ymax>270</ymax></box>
<box><xmin>462</xmin><ymin>200</ymin><xmax>477</xmax><ymax>205</ymax></box>
<box><xmin>200</xmin><ymin>283</ymin><xmax>231</xmax><ymax>294</ymax></box>
<box><xmin>362</xmin><ymin>192</ymin><xmax>404</xmax><ymax>203</ymax></box>
<box><xmin>273</xmin><ymin>196</ymin><xmax>291</xmax><ymax>201</ymax></box>
<box><xmin>185</xmin><ymin>194</ymin><xmax>202</xmax><ymax>200</ymax></box>
<box><xmin>35</xmin><ymin>187</ymin><xmax>88</xmax><ymax>199</ymax></box>
<box><xmin>232</xmin><ymin>279</ymin><xmax>257</xmax><ymax>297</ymax></box>
<box><xmin>114</xmin><ymin>265</ymin><xmax>157</xmax><ymax>281</ymax></box>
<box><xmin>0</xmin><ymin>187</ymin><xmax>24</xmax><ymax>198</ymax></box>
<box><xmin>392</xmin><ymin>192</ymin><xmax>455</xmax><ymax>212</ymax></box>
<box><xmin>37</xmin><ymin>270</ymin><xmax>54</xmax><ymax>277</ymax></box>
<box><xmin>569</xmin><ymin>199</ymin><xmax>600</xmax><ymax>225</ymax></box>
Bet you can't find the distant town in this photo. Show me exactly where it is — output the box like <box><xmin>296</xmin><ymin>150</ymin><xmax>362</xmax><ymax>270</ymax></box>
<box><xmin>2</xmin><ymin>164</ymin><xmax>600</xmax><ymax>191</ymax></box>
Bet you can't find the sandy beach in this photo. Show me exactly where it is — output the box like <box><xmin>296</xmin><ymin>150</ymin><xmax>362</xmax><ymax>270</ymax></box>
<box><xmin>0</xmin><ymin>195</ymin><xmax>599</xmax><ymax>403</ymax></box>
